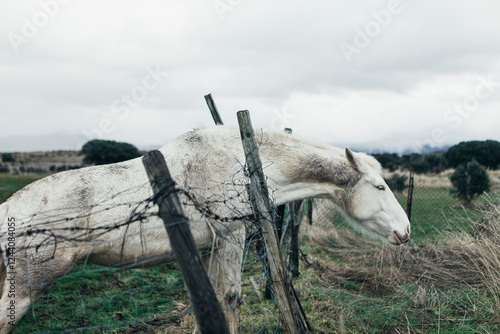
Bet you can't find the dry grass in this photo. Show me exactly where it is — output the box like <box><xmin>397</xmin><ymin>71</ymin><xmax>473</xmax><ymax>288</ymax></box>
<box><xmin>384</xmin><ymin>169</ymin><xmax>500</xmax><ymax>189</ymax></box>
<box><xmin>150</xmin><ymin>195</ymin><xmax>500</xmax><ymax>332</ymax></box>
<box><xmin>384</xmin><ymin>169</ymin><xmax>453</xmax><ymax>188</ymax></box>
<box><xmin>303</xmin><ymin>197</ymin><xmax>500</xmax><ymax>312</ymax></box>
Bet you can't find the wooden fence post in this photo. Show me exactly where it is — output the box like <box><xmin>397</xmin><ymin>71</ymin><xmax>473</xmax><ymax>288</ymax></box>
<box><xmin>290</xmin><ymin>200</ymin><xmax>303</xmax><ymax>278</ymax></box>
<box><xmin>282</xmin><ymin>127</ymin><xmax>301</xmax><ymax>278</ymax></box>
<box><xmin>406</xmin><ymin>176</ymin><xmax>414</xmax><ymax>222</ymax></box>
<box><xmin>237</xmin><ymin>110</ymin><xmax>308</xmax><ymax>333</ymax></box>
<box><xmin>204</xmin><ymin>93</ymin><xmax>224</xmax><ymax>125</ymax></box>
<box><xmin>306</xmin><ymin>199</ymin><xmax>313</xmax><ymax>226</ymax></box>
<box><xmin>203</xmin><ymin>94</ymin><xmax>275</xmax><ymax>301</ymax></box>
<box><xmin>142</xmin><ymin>151</ymin><xmax>229</xmax><ymax>334</ymax></box>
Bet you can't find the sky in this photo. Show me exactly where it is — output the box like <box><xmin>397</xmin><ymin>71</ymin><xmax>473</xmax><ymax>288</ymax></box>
<box><xmin>1</xmin><ymin>0</ymin><xmax>499</xmax><ymax>153</ymax></box>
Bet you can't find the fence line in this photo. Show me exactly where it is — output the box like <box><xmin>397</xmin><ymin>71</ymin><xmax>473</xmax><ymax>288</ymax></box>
<box><xmin>237</xmin><ymin>110</ymin><xmax>309</xmax><ymax>333</ymax></box>
<box><xmin>142</xmin><ymin>150</ymin><xmax>229</xmax><ymax>333</ymax></box>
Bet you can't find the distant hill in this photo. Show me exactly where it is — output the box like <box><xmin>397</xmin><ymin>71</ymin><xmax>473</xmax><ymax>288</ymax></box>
<box><xmin>0</xmin><ymin>151</ymin><xmax>83</xmax><ymax>174</ymax></box>
<box><xmin>353</xmin><ymin>145</ymin><xmax>451</xmax><ymax>156</ymax></box>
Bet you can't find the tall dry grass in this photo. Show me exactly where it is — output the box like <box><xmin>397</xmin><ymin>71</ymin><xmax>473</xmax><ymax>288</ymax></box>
<box><xmin>302</xmin><ymin>196</ymin><xmax>500</xmax><ymax>316</ymax></box>
<box><xmin>384</xmin><ymin>169</ymin><xmax>500</xmax><ymax>189</ymax></box>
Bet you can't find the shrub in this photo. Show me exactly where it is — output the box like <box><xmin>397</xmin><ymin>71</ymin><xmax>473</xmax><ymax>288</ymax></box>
<box><xmin>2</xmin><ymin>153</ymin><xmax>15</xmax><ymax>162</ymax></box>
<box><xmin>81</xmin><ymin>139</ymin><xmax>141</xmax><ymax>165</ymax></box>
<box><xmin>425</xmin><ymin>154</ymin><xmax>449</xmax><ymax>174</ymax></box>
<box><xmin>372</xmin><ymin>153</ymin><xmax>400</xmax><ymax>171</ymax></box>
<box><xmin>0</xmin><ymin>164</ymin><xmax>9</xmax><ymax>173</ymax></box>
<box><xmin>409</xmin><ymin>154</ymin><xmax>431</xmax><ymax>174</ymax></box>
<box><xmin>450</xmin><ymin>160</ymin><xmax>491</xmax><ymax>203</ymax></box>
<box><xmin>385</xmin><ymin>174</ymin><xmax>407</xmax><ymax>193</ymax></box>
<box><xmin>445</xmin><ymin>140</ymin><xmax>500</xmax><ymax>169</ymax></box>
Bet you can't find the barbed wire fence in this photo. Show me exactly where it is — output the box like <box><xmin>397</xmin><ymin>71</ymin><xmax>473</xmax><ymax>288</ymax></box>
<box><xmin>10</xmin><ymin>94</ymin><xmax>497</xmax><ymax>333</ymax></box>
<box><xmin>2</xmin><ymin>164</ymin><xmax>283</xmax><ymax>332</ymax></box>
<box><xmin>310</xmin><ymin>170</ymin><xmax>500</xmax><ymax>245</ymax></box>
<box><xmin>2</xmin><ymin>109</ymin><xmax>313</xmax><ymax>333</ymax></box>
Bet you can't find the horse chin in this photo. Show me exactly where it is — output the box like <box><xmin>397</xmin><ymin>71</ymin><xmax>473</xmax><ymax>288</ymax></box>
<box><xmin>388</xmin><ymin>230</ymin><xmax>410</xmax><ymax>245</ymax></box>
<box><xmin>387</xmin><ymin>233</ymin><xmax>402</xmax><ymax>245</ymax></box>
<box><xmin>344</xmin><ymin>217</ymin><xmax>389</xmax><ymax>244</ymax></box>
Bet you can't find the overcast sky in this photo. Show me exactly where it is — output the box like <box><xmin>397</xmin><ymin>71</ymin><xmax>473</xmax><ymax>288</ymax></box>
<box><xmin>1</xmin><ymin>0</ymin><xmax>499</xmax><ymax>153</ymax></box>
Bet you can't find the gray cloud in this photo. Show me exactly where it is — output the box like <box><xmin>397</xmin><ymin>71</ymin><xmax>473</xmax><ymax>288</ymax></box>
<box><xmin>0</xmin><ymin>0</ymin><xmax>499</xmax><ymax>153</ymax></box>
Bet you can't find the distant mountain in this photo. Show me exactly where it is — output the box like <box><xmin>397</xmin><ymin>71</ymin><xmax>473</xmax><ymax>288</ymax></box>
<box><xmin>355</xmin><ymin>145</ymin><xmax>451</xmax><ymax>156</ymax></box>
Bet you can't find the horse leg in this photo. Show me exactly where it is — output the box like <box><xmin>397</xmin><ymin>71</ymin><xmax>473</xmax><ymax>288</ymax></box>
<box><xmin>0</xmin><ymin>244</ymin><xmax>82</xmax><ymax>333</ymax></box>
<box><xmin>193</xmin><ymin>225</ymin><xmax>244</xmax><ymax>334</ymax></box>
<box><xmin>211</xmin><ymin>225</ymin><xmax>245</xmax><ymax>334</ymax></box>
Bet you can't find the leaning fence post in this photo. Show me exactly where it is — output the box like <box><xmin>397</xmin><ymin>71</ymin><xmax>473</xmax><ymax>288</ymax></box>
<box><xmin>203</xmin><ymin>95</ymin><xmax>276</xmax><ymax>301</ymax></box>
<box><xmin>204</xmin><ymin>93</ymin><xmax>224</xmax><ymax>125</ymax></box>
<box><xmin>237</xmin><ymin>110</ymin><xmax>308</xmax><ymax>334</ymax></box>
<box><xmin>142</xmin><ymin>151</ymin><xmax>229</xmax><ymax>334</ymax></box>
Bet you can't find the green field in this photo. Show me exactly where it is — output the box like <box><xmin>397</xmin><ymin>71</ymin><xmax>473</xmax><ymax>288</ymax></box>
<box><xmin>0</xmin><ymin>173</ymin><xmax>51</xmax><ymax>203</ymax></box>
<box><xmin>2</xmin><ymin>173</ymin><xmax>499</xmax><ymax>333</ymax></box>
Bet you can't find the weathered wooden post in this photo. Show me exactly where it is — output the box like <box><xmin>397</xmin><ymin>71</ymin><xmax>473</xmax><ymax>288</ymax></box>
<box><xmin>237</xmin><ymin>110</ymin><xmax>308</xmax><ymax>333</ymax></box>
<box><xmin>282</xmin><ymin>127</ymin><xmax>302</xmax><ymax>278</ymax></box>
<box><xmin>204</xmin><ymin>93</ymin><xmax>224</xmax><ymax>125</ymax></box>
<box><xmin>406</xmin><ymin>175</ymin><xmax>414</xmax><ymax>222</ymax></box>
<box><xmin>290</xmin><ymin>200</ymin><xmax>303</xmax><ymax>278</ymax></box>
<box><xmin>306</xmin><ymin>199</ymin><xmax>313</xmax><ymax>226</ymax></box>
<box><xmin>203</xmin><ymin>94</ymin><xmax>275</xmax><ymax>301</ymax></box>
<box><xmin>142</xmin><ymin>151</ymin><xmax>229</xmax><ymax>334</ymax></box>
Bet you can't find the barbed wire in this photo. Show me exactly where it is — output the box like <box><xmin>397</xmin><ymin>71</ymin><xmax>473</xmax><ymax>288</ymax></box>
<box><xmin>1</xmin><ymin>167</ymin><xmax>287</xmax><ymax>333</ymax></box>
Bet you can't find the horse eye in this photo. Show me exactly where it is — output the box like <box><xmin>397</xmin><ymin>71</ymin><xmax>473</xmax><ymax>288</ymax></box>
<box><xmin>375</xmin><ymin>185</ymin><xmax>385</xmax><ymax>191</ymax></box>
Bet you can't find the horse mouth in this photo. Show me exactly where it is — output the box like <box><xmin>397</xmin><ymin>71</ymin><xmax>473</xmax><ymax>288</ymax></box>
<box><xmin>390</xmin><ymin>230</ymin><xmax>410</xmax><ymax>245</ymax></box>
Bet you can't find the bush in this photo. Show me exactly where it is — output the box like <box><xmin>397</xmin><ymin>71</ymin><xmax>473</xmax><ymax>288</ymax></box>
<box><xmin>372</xmin><ymin>153</ymin><xmax>400</xmax><ymax>171</ymax></box>
<box><xmin>385</xmin><ymin>174</ymin><xmax>407</xmax><ymax>193</ymax></box>
<box><xmin>425</xmin><ymin>154</ymin><xmax>449</xmax><ymax>174</ymax></box>
<box><xmin>81</xmin><ymin>139</ymin><xmax>141</xmax><ymax>165</ymax></box>
<box><xmin>2</xmin><ymin>153</ymin><xmax>15</xmax><ymax>162</ymax></box>
<box><xmin>0</xmin><ymin>164</ymin><xmax>9</xmax><ymax>173</ymax></box>
<box><xmin>409</xmin><ymin>154</ymin><xmax>431</xmax><ymax>174</ymax></box>
<box><xmin>450</xmin><ymin>160</ymin><xmax>491</xmax><ymax>204</ymax></box>
<box><xmin>445</xmin><ymin>140</ymin><xmax>500</xmax><ymax>169</ymax></box>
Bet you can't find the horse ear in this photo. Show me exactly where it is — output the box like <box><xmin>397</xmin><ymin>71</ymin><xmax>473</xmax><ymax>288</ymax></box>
<box><xmin>345</xmin><ymin>148</ymin><xmax>361</xmax><ymax>172</ymax></box>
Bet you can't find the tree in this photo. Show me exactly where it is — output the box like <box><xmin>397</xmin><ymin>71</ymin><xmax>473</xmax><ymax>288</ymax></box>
<box><xmin>409</xmin><ymin>154</ymin><xmax>431</xmax><ymax>174</ymax></box>
<box><xmin>2</xmin><ymin>153</ymin><xmax>15</xmax><ymax>162</ymax></box>
<box><xmin>450</xmin><ymin>160</ymin><xmax>491</xmax><ymax>204</ymax></box>
<box><xmin>385</xmin><ymin>174</ymin><xmax>407</xmax><ymax>193</ymax></box>
<box><xmin>372</xmin><ymin>153</ymin><xmax>400</xmax><ymax>171</ymax></box>
<box><xmin>424</xmin><ymin>153</ymin><xmax>449</xmax><ymax>174</ymax></box>
<box><xmin>445</xmin><ymin>140</ymin><xmax>500</xmax><ymax>169</ymax></box>
<box><xmin>81</xmin><ymin>139</ymin><xmax>141</xmax><ymax>165</ymax></box>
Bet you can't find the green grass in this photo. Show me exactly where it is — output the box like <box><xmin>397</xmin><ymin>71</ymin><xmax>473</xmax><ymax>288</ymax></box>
<box><xmin>297</xmin><ymin>275</ymin><xmax>498</xmax><ymax>333</ymax></box>
<box><xmin>3</xmin><ymin>173</ymin><xmax>500</xmax><ymax>333</ymax></box>
<box><xmin>395</xmin><ymin>187</ymin><xmax>499</xmax><ymax>243</ymax></box>
<box><xmin>16</xmin><ymin>263</ymin><xmax>187</xmax><ymax>333</ymax></box>
<box><xmin>0</xmin><ymin>173</ymin><xmax>51</xmax><ymax>203</ymax></box>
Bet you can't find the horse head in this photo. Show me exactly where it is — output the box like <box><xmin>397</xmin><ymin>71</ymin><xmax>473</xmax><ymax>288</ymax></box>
<box><xmin>337</xmin><ymin>148</ymin><xmax>411</xmax><ymax>245</ymax></box>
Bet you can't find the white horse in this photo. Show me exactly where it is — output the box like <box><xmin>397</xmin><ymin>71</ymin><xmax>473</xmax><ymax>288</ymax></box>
<box><xmin>0</xmin><ymin>126</ymin><xmax>410</xmax><ymax>333</ymax></box>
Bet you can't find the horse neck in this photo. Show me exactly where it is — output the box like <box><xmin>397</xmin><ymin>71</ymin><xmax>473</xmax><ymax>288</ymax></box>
<box><xmin>258</xmin><ymin>134</ymin><xmax>353</xmax><ymax>206</ymax></box>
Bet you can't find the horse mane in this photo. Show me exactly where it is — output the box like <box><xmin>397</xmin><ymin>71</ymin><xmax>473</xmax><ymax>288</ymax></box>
<box><xmin>184</xmin><ymin>126</ymin><xmax>383</xmax><ymax>183</ymax></box>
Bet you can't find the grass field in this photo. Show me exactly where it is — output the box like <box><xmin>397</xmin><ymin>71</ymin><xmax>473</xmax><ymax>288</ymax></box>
<box><xmin>1</xmin><ymin>173</ymin><xmax>499</xmax><ymax>333</ymax></box>
<box><xmin>0</xmin><ymin>173</ymin><xmax>51</xmax><ymax>203</ymax></box>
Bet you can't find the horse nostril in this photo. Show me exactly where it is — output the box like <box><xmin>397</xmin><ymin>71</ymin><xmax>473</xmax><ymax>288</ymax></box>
<box><xmin>400</xmin><ymin>232</ymin><xmax>410</xmax><ymax>243</ymax></box>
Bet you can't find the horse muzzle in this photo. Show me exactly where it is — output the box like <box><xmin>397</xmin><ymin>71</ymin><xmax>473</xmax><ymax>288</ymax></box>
<box><xmin>389</xmin><ymin>225</ymin><xmax>410</xmax><ymax>245</ymax></box>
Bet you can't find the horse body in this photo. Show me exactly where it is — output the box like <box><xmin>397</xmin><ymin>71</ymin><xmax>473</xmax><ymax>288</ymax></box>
<box><xmin>0</xmin><ymin>126</ymin><xmax>410</xmax><ymax>333</ymax></box>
